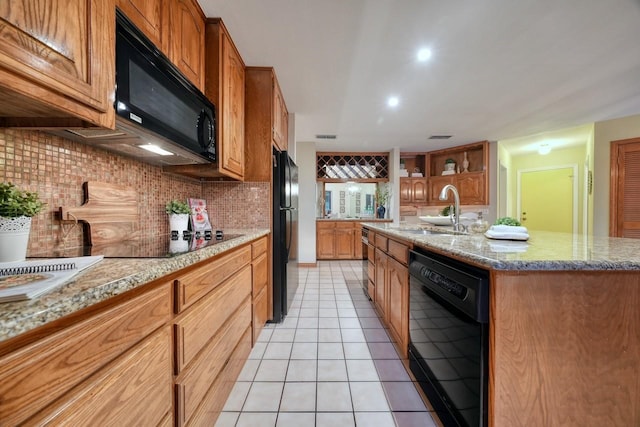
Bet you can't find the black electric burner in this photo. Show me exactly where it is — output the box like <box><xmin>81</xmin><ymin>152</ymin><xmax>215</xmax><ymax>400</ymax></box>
<box><xmin>33</xmin><ymin>231</ymin><xmax>243</xmax><ymax>259</ymax></box>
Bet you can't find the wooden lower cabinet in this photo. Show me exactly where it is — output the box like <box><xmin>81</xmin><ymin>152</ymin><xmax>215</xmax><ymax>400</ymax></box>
<box><xmin>0</xmin><ymin>235</ymin><xmax>268</xmax><ymax>426</ymax></box>
<box><xmin>251</xmin><ymin>236</ymin><xmax>270</xmax><ymax>343</ymax></box>
<box><xmin>374</xmin><ymin>248</ymin><xmax>388</xmax><ymax>320</ymax></box>
<box><xmin>316</xmin><ymin>221</ymin><xmax>363</xmax><ymax>260</ymax></box>
<box><xmin>0</xmin><ymin>282</ymin><xmax>172</xmax><ymax>425</ymax></box>
<box><xmin>175</xmin><ymin>300</ymin><xmax>251</xmax><ymax>426</ymax></box>
<box><xmin>29</xmin><ymin>326</ymin><xmax>174</xmax><ymax>426</ymax></box>
<box><xmin>387</xmin><ymin>257</ymin><xmax>409</xmax><ymax>356</ymax></box>
<box><xmin>369</xmin><ymin>228</ymin><xmax>410</xmax><ymax>357</ymax></box>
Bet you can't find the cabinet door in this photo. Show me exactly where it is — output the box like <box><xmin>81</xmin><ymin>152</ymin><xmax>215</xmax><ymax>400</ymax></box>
<box><xmin>0</xmin><ymin>282</ymin><xmax>171</xmax><ymax>425</ymax></box>
<box><xmin>374</xmin><ymin>248</ymin><xmax>388</xmax><ymax>321</ymax></box>
<box><xmin>428</xmin><ymin>176</ymin><xmax>455</xmax><ymax>205</ymax></box>
<box><xmin>29</xmin><ymin>326</ymin><xmax>173</xmax><ymax>426</ymax></box>
<box><xmin>0</xmin><ymin>0</ymin><xmax>115</xmax><ymax>127</ymax></box>
<box><xmin>412</xmin><ymin>178</ymin><xmax>429</xmax><ymax>204</ymax></box>
<box><xmin>317</xmin><ymin>223</ymin><xmax>336</xmax><ymax>259</ymax></box>
<box><xmin>220</xmin><ymin>30</ymin><xmax>245</xmax><ymax>179</ymax></box>
<box><xmin>117</xmin><ymin>0</ymin><xmax>164</xmax><ymax>48</ymax></box>
<box><xmin>272</xmin><ymin>78</ymin><xmax>287</xmax><ymax>151</ymax></box>
<box><xmin>335</xmin><ymin>228</ymin><xmax>354</xmax><ymax>259</ymax></box>
<box><xmin>167</xmin><ymin>0</ymin><xmax>205</xmax><ymax>90</ymax></box>
<box><xmin>457</xmin><ymin>172</ymin><xmax>486</xmax><ymax>204</ymax></box>
<box><xmin>387</xmin><ymin>257</ymin><xmax>409</xmax><ymax>357</ymax></box>
<box><xmin>400</xmin><ymin>178</ymin><xmax>412</xmax><ymax>204</ymax></box>
<box><xmin>354</xmin><ymin>226</ymin><xmax>363</xmax><ymax>259</ymax></box>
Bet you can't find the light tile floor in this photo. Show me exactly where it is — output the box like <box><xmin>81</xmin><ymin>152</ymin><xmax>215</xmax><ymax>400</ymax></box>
<box><xmin>216</xmin><ymin>260</ymin><xmax>439</xmax><ymax>427</ymax></box>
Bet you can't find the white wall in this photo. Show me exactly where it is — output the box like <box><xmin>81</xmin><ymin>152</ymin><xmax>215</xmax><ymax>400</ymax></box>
<box><xmin>296</xmin><ymin>141</ymin><xmax>317</xmax><ymax>263</ymax></box>
<box><xmin>593</xmin><ymin>113</ymin><xmax>640</xmax><ymax>236</ymax></box>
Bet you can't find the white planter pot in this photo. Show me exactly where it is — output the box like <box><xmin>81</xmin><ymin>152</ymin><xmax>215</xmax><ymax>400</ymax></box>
<box><xmin>0</xmin><ymin>216</ymin><xmax>32</xmax><ymax>263</ymax></box>
<box><xmin>169</xmin><ymin>214</ymin><xmax>190</xmax><ymax>234</ymax></box>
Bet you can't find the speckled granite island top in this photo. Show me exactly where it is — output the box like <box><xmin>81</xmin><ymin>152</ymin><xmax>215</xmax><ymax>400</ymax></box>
<box><xmin>0</xmin><ymin>229</ymin><xmax>269</xmax><ymax>342</ymax></box>
<box><xmin>362</xmin><ymin>222</ymin><xmax>640</xmax><ymax>271</ymax></box>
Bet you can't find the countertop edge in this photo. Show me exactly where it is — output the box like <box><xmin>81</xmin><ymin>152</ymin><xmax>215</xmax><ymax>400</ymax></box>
<box><xmin>361</xmin><ymin>223</ymin><xmax>640</xmax><ymax>271</ymax></box>
<box><xmin>0</xmin><ymin>229</ymin><xmax>269</xmax><ymax>342</ymax></box>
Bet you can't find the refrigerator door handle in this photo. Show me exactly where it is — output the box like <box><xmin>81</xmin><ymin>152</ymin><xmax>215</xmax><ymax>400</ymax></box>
<box><xmin>280</xmin><ymin>207</ymin><xmax>297</xmax><ymax>211</ymax></box>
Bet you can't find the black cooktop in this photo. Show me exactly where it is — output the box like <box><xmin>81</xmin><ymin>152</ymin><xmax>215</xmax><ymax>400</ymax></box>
<box><xmin>33</xmin><ymin>231</ymin><xmax>243</xmax><ymax>259</ymax></box>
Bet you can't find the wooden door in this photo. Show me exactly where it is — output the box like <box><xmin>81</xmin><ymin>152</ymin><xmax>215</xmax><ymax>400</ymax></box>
<box><xmin>374</xmin><ymin>249</ymin><xmax>388</xmax><ymax>321</ymax></box>
<box><xmin>0</xmin><ymin>0</ymin><xmax>115</xmax><ymax>127</ymax></box>
<box><xmin>428</xmin><ymin>176</ymin><xmax>455</xmax><ymax>204</ymax></box>
<box><xmin>334</xmin><ymin>227</ymin><xmax>354</xmax><ymax>259</ymax></box>
<box><xmin>519</xmin><ymin>166</ymin><xmax>576</xmax><ymax>232</ymax></box>
<box><xmin>316</xmin><ymin>224</ymin><xmax>335</xmax><ymax>259</ymax></box>
<box><xmin>457</xmin><ymin>172</ymin><xmax>485</xmax><ymax>204</ymax></box>
<box><xmin>387</xmin><ymin>257</ymin><xmax>408</xmax><ymax>357</ymax></box>
<box><xmin>399</xmin><ymin>178</ymin><xmax>412</xmax><ymax>204</ymax></box>
<box><xmin>610</xmin><ymin>137</ymin><xmax>640</xmax><ymax>238</ymax></box>
<box><xmin>167</xmin><ymin>0</ymin><xmax>204</xmax><ymax>90</ymax></box>
<box><xmin>117</xmin><ymin>0</ymin><xmax>164</xmax><ymax>48</ymax></box>
<box><xmin>220</xmin><ymin>31</ymin><xmax>245</xmax><ymax>179</ymax></box>
<box><xmin>412</xmin><ymin>178</ymin><xmax>428</xmax><ymax>204</ymax></box>
<box><xmin>272</xmin><ymin>77</ymin><xmax>287</xmax><ymax>151</ymax></box>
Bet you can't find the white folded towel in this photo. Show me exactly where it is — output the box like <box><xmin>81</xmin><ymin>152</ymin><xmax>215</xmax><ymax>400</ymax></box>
<box><xmin>484</xmin><ymin>229</ymin><xmax>529</xmax><ymax>241</ymax></box>
<box><xmin>489</xmin><ymin>224</ymin><xmax>528</xmax><ymax>234</ymax></box>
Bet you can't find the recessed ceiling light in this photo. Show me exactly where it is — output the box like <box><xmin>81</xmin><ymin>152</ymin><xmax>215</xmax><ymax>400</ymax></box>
<box><xmin>387</xmin><ymin>96</ymin><xmax>399</xmax><ymax>108</ymax></box>
<box><xmin>139</xmin><ymin>144</ymin><xmax>174</xmax><ymax>156</ymax></box>
<box><xmin>417</xmin><ymin>48</ymin><xmax>432</xmax><ymax>62</ymax></box>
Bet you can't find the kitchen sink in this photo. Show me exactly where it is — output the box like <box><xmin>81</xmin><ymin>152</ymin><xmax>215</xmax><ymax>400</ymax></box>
<box><xmin>394</xmin><ymin>228</ymin><xmax>455</xmax><ymax>236</ymax></box>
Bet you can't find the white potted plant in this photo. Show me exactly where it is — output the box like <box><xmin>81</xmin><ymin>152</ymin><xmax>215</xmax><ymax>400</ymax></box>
<box><xmin>0</xmin><ymin>183</ymin><xmax>44</xmax><ymax>262</ymax></box>
<box><xmin>165</xmin><ymin>199</ymin><xmax>191</xmax><ymax>234</ymax></box>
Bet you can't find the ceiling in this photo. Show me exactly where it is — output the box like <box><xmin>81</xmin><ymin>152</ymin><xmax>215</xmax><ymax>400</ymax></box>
<box><xmin>198</xmin><ymin>0</ymin><xmax>640</xmax><ymax>154</ymax></box>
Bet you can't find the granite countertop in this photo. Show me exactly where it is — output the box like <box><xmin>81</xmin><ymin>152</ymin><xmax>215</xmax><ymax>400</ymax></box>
<box><xmin>362</xmin><ymin>222</ymin><xmax>640</xmax><ymax>271</ymax></box>
<box><xmin>317</xmin><ymin>218</ymin><xmax>392</xmax><ymax>222</ymax></box>
<box><xmin>0</xmin><ymin>229</ymin><xmax>269</xmax><ymax>342</ymax></box>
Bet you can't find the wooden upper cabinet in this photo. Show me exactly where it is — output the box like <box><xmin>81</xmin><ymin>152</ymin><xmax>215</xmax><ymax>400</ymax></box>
<box><xmin>205</xmin><ymin>18</ymin><xmax>245</xmax><ymax>181</ymax></box>
<box><xmin>272</xmin><ymin>78</ymin><xmax>288</xmax><ymax>152</ymax></box>
<box><xmin>245</xmin><ymin>67</ymin><xmax>288</xmax><ymax>181</ymax></box>
<box><xmin>400</xmin><ymin>178</ymin><xmax>428</xmax><ymax>205</ymax></box>
<box><xmin>116</xmin><ymin>0</ymin><xmax>164</xmax><ymax>49</ymax></box>
<box><xmin>0</xmin><ymin>0</ymin><xmax>115</xmax><ymax>128</ymax></box>
<box><xmin>166</xmin><ymin>0</ymin><xmax>205</xmax><ymax>91</ymax></box>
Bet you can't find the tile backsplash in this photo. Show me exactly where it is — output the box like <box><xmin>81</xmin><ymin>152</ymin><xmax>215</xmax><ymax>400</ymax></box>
<box><xmin>0</xmin><ymin>129</ymin><xmax>269</xmax><ymax>256</ymax></box>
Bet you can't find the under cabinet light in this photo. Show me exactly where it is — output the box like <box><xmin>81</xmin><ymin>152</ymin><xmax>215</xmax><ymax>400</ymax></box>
<box><xmin>139</xmin><ymin>144</ymin><xmax>174</xmax><ymax>156</ymax></box>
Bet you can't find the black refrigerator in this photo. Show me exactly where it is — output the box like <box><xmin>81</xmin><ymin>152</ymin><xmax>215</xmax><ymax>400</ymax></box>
<box><xmin>272</xmin><ymin>149</ymin><xmax>299</xmax><ymax>323</ymax></box>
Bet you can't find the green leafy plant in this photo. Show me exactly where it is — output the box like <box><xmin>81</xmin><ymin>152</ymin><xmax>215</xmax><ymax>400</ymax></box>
<box><xmin>441</xmin><ymin>205</ymin><xmax>456</xmax><ymax>216</ymax></box>
<box><xmin>445</xmin><ymin>158</ymin><xmax>456</xmax><ymax>164</ymax></box>
<box><xmin>0</xmin><ymin>182</ymin><xmax>44</xmax><ymax>218</ymax></box>
<box><xmin>165</xmin><ymin>200</ymin><xmax>191</xmax><ymax>215</ymax></box>
<box><xmin>374</xmin><ymin>187</ymin><xmax>389</xmax><ymax>206</ymax></box>
<box><xmin>494</xmin><ymin>216</ymin><xmax>521</xmax><ymax>226</ymax></box>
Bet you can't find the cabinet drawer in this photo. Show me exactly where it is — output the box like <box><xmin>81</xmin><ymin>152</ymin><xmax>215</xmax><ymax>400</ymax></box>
<box><xmin>175</xmin><ymin>266</ymin><xmax>252</xmax><ymax>373</ymax></box>
<box><xmin>0</xmin><ymin>282</ymin><xmax>171</xmax><ymax>425</ymax></box>
<box><xmin>317</xmin><ymin>221</ymin><xmax>335</xmax><ymax>229</ymax></box>
<box><xmin>175</xmin><ymin>300</ymin><xmax>251</xmax><ymax>426</ymax></box>
<box><xmin>375</xmin><ymin>234</ymin><xmax>388</xmax><ymax>251</ymax></box>
<box><xmin>28</xmin><ymin>326</ymin><xmax>173</xmax><ymax>426</ymax></box>
<box><xmin>251</xmin><ymin>236</ymin><xmax>268</xmax><ymax>259</ymax></box>
<box><xmin>187</xmin><ymin>327</ymin><xmax>252</xmax><ymax>427</ymax></box>
<box><xmin>388</xmin><ymin>239</ymin><xmax>409</xmax><ymax>265</ymax></box>
<box><xmin>336</xmin><ymin>221</ymin><xmax>355</xmax><ymax>229</ymax></box>
<box><xmin>175</xmin><ymin>245</ymin><xmax>251</xmax><ymax>312</ymax></box>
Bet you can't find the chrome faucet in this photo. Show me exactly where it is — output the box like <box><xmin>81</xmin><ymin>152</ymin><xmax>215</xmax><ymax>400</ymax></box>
<box><xmin>439</xmin><ymin>184</ymin><xmax>461</xmax><ymax>231</ymax></box>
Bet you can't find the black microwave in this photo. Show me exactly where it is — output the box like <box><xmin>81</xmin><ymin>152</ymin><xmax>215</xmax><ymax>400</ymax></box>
<box><xmin>115</xmin><ymin>10</ymin><xmax>216</xmax><ymax>163</ymax></box>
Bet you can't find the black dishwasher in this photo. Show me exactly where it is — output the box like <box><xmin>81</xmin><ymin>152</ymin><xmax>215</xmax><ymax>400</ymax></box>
<box><xmin>408</xmin><ymin>248</ymin><xmax>489</xmax><ymax>427</ymax></box>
